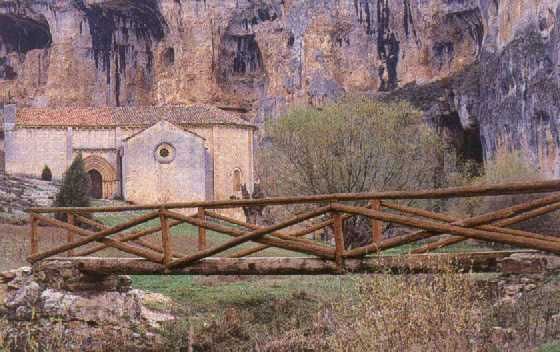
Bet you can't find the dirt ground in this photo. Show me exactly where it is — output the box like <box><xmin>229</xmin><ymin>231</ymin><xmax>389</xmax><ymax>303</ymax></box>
<box><xmin>0</xmin><ymin>223</ymin><xmax>65</xmax><ymax>271</ymax></box>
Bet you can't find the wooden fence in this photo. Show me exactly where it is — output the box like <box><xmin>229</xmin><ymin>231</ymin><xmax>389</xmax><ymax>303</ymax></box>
<box><xmin>25</xmin><ymin>180</ymin><xmax>560</xmax><ymax>273</ymax></box>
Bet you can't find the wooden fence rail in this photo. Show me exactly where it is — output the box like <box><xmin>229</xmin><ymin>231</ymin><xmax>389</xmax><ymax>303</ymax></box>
<box><xmin>27</xmin><ymin>180</ymin><xmax>560</xmax><ymax>213</ymax></box>
<box><xmin>24</xmin><ymin>180</ymin><xmax>560</xmax><ymax>273</ymax></box>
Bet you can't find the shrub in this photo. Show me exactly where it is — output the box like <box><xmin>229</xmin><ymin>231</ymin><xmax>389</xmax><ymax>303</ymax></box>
<box><xmin>449</xmin><ymin>151</ymin><xmax>560</xmax><ymax>236</ymax></box>
<box><xmin>54</xmin><ymin>154</ymin><xmax>91</xmax><ymax>221</ymax></box>
<box><xmin>41</xmin><ymin>165</ymin><xmax>52</xmax><ymax>181</ymax></box>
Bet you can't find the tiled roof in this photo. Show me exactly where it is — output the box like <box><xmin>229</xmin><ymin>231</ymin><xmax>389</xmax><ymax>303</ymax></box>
<box><xmin>14</xmin><ymin>105</ymin><xmax>255</xmax><ymax>128</ymax></box>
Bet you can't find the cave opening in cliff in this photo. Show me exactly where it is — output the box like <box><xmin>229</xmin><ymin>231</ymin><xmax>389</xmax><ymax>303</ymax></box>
<box><xmin>79</xmin><ymin>2</ymin><xmax>167</xmax><ymax>72</ymax></box>
<box><xmin>0</xmin><ymin>15</ymin><xmax>52</xmax><ymax>55</ymax></box>
<box><xmin>72</xmin><ymin>0</ymin><xmax>168</xmax><ymax>106</ymax></box>
<box><xmin>462</xmin><ymin>127</ymin><xmax>484</xmax><ymax>165</ymax></box>
<box><xmin>0</xmin><ymin>14</ymin><xmax>51</xmax><ymax>81</ymax></box>
<box><xmin>232</xmin><ymin>35</ymin><xmax>263</xmax><ymax>75</ymax></box>
<box><xmin>216</xmin><ymin>31</ymin><xmax>266</xmax><ymax>109</ymax></box>
<box><xmin>0</xmin><ymin>58</ymin><xmax>17</xmax><ymax>80</ymax></box>
<box><xmin>439</xmin><ymin>111</ymin><xmax>484</xmax><ymax>174</ymax></box>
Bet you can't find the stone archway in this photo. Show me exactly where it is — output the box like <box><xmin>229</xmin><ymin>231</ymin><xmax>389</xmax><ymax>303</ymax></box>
<box><xmin>83</xmin><ymin>155</ymin><xmax>117</xmax><ymax>199</ymax></box>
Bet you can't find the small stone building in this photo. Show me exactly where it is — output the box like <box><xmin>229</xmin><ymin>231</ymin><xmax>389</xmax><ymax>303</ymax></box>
<box><xmin>0</xmin><ymin>104</ymin><xmax>256</xmax><ymax>205</ymax></box>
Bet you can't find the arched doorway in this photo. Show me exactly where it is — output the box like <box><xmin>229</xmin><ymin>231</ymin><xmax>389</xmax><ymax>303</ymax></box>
<box><xmin>82</xmin><ymin>155</ymin><xmax>117</xmax><ymax>199</ymax></box>
<box><xmin>88</xmin><ymin>170</ymin><xmax>103</xmax><ymax>199</ymax></box>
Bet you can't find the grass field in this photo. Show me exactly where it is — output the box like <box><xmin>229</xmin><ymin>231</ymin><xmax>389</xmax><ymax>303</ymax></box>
<box><xmin>132</xmin><ymin>274</ymin><xmax>353</xmax><ymax>308</ymax></box>
<box><xmin>540</xmin><ymin>342</ymin><xmax>560</xmax><ymax>352</ymax></box>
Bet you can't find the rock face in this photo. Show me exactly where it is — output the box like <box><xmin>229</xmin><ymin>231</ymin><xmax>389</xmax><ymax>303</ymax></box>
<box><xmin>477</xmin><ymin>0</ymin><xmax>560</xmax><ymax>176</ymax></box>
<box><xmin>1</xmin><ymin>261</ymin><xmax>173</xmax><ymax>351</ymax></box>
<box><xmin>0</xmin><ymin>173</ymin><xmax>59</xmax><ymax>221</ymax></box>
<box><xmin>1</xmin><ymin>0</ymin><xmax>560</xmax><ymax>174</ymax></box>
<box><xmin>0</xmin><ymin>0</ymin><xmax>482</xmax><ymax>110</ymax></box>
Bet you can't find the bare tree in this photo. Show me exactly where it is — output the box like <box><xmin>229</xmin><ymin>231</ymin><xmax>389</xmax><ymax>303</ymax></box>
<box><xmin>241</xmin><ymin>183</ymin><xmax>265</xmax><ymax>225</ymax></box>
<box><xmin>258</xmin><ymin>97</ymin><xmax>443</xmax><ymax>247</ymax></box>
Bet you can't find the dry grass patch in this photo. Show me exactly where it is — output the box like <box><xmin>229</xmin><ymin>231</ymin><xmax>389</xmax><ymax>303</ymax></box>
<box><xmin>0</xmin><ymin>224</ymin><xmax>63</xmax><ymax>271</ymax></box>
<box><xmin>327</xmin><ymin>273</ymin><xmax>487</xmax><ymax>351</ymax></box>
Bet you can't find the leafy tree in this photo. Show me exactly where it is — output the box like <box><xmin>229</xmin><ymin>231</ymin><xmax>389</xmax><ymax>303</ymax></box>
<box><xmin>258</xmin><ymin>97</ymin><xmax>443</xmax><ymax>247</ymax></box>
<box><xmin>54</xmin><ymin>154</ymin><xmax>91</xmax><ymax>220</ymax></box>
<box><xmin>41</xmin><ymin>165</ymin><xmax>53</xmax><ymax>181</ymax></box>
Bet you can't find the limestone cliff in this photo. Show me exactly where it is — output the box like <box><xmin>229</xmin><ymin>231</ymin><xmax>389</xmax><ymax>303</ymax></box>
<box><xmin>1</xmin><ymin>0</ymin><xmax>559</xmax><ymax>175</ymax></box>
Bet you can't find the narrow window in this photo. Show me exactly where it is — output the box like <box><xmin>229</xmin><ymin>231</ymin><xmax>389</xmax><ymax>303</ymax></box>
<box><xmin>233</xmin><ymin>169</ymin><xmax>242</xmax><ymax>192</ymax></box>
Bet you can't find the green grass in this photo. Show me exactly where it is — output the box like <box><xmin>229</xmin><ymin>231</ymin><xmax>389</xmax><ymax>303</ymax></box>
<box><xmin>131</xmin><ymin>273</ymin><xmax>355</xmax><ymax>343</ymax></box>
<box><xmin>434</xmin><ymin>240</ymin><xmax>494</xmax><ymax>253</ymax></box>
<box><xmin>132</xmin><ymin>274</ymin><xmax>353</xmax><ymax>309</ymax></box>
<box><xmin>381</xmin><ymin>243</ymin><xmax>422</xmax><ymax>255</ymax></box>
<box><xmin>539</xmin><ymin>342</ymin><xmax>560</xmax><ymax>352</ymax></box>
<box><xmin>379</xmin><ymin>240</ymin><xmax>492</xmax><ymax>256</ymax></box>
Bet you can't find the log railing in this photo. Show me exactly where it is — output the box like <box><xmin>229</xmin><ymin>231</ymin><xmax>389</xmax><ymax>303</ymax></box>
<box><xmin>24</xmin><ymin>180</ymin><xmax>560</xmax><ymax>272</ymax></box>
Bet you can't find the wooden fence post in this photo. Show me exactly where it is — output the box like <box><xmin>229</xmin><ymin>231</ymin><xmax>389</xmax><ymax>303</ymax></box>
<box><xmin>370</xmin><ymin>200</ymin><xmax>382</xmax><ymax>248</ymax></box>
<box><xmin>30</xmin><ymin>214</ymin><xmax>38</xmax><ymax>256</ymax></box>
<box><xmin>67</xmin><ymin>212</ymin><xmax>75</xmax><ymax>257</ymax></box>
<box><xmin>333</xmin><ymin>210</ymin><xmax>345</xmax><ymax>272</ymax></box>
<box><xmin>159</xmin><ymin>209</ymin><xmax>171</xmax><ymax>266</ymax></box>
<box><xmin>198</xmin><ymin>207</ymin><xmax>207</xmax><ymax>251</ymax></box>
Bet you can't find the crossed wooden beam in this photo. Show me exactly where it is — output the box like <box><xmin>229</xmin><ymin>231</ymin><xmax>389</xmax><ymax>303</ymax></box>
<box><xmin>342</xmin><ymin>193</ymin><xmax>560</xmax><ymax>258</ymax></box>
<box><xmin>26</xmin><ymin>191</ymin><xmax>560</xmax><ymax>273</ymax></box>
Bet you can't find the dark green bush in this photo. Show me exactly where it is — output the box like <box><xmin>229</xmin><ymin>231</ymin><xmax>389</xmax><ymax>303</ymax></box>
<box><xmin>54</xmin><ymin>154</ymin><xmax>91</xmax><ymax>221</ymax></box>
<box><xmin>41</xmin><ymin>164</ymin><xmax>53</xmax><ymax>181</ymax></box>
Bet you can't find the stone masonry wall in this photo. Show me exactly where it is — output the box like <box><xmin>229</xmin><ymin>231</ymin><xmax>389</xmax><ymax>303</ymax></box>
<box><xmin>1</xmin><ymin>262</ymin><xmax>174</xmax><ymax>351</ymax></box>
<box><xmin>5</xmin><ymin>128</ymin><xmax>68</xmax><ymax>178</ymax></box>
<box><xmin>3</xmin><ymin>122</ymin><xmax>255</xmax><ymax>206</ymax></box>
<box><xmin>211</xmin><ymin>126</ymin><xmax>254</xmax><ymax>201</ymax></box>
<box><xmin>123</xmin><ymin>121</ymin><xmax>206</xmax><ymax>204</ymax></box>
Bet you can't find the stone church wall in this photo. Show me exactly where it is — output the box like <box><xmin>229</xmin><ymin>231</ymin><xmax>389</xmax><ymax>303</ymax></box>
<box><xmin>123</xmin><ymin>121</ymin><xmax>206</xmax><ymax>205</ymax></box>
<box><xmin>5</xmin><ymin>128</ymin><xmax>68</xmax><ymax>178</ymax></box>
<box><xmin>75</xmin><ymin>150</ymin><xmax>117</xmax><ymax>172</ymax></box>
<box><xmin>172</xmin><ymin>125</ymin><xmax>255</xmax><ymax>204</ymax></box>
<box><xmin>211</xmin><ymin>126</ymin><xmax>254</xmax><ymax>201</ymax></box>
<box><xmin>1</xmin><ymin>103</ymin><xmax>255</xmax><ymax>208</ymax></box>
<box><xmin>72</xmin><ymin>129</ymin><xmax>118</xmax><ymax>150</ymax></box>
